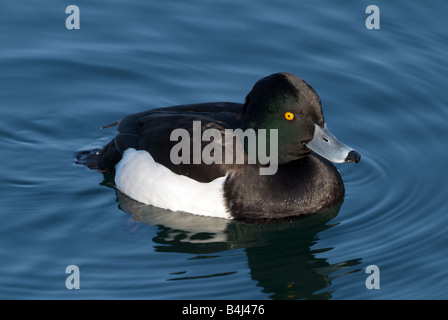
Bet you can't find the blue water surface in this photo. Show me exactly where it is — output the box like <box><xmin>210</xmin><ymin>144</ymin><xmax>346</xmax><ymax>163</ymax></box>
<box><xmin>1</xmin><ymin>0</ymin><xmax>448</xmax><ymax>299</ymax></box>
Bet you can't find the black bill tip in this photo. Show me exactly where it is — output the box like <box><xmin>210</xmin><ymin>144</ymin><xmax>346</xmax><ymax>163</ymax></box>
<box><xmin>345</xmin><ymin>150</ymin><xmax>361</xmax><ymax>163</ymax></box>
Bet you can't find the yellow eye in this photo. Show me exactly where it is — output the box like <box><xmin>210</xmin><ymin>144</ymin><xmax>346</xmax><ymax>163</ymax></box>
<box><xmin>284</xmin><ymin>112</ymin><xmax>294</xmax><ymax>121</ymax></box>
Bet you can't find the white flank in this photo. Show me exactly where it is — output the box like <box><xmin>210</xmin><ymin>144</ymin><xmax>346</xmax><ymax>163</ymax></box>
<box><xmin>115</xmin><ymin>148</ymin><xmax>230</xmax><ymax>219</ymax></box>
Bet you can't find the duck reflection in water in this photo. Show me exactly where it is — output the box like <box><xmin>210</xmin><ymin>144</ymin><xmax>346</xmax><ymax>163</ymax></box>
<box><xmin>116</xmin><ymin>189</ymin><xmax>361</xmax><ymax>300</ymax></box>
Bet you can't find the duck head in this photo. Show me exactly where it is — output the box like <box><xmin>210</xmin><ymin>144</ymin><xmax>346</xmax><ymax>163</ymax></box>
<box><xmin>242</xmin><ymin>72</ymin><xmax>361</xmax><ymax>165</ymax></box>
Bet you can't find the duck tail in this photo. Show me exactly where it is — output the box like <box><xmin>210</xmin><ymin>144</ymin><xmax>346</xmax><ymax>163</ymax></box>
<box><xmin>75</xmin><ymin>139</ymin><xmax>122</xmax><ymax>174</ymax></box>
<box><xmin>75</xmin><ymin>148</ymin><xmax>104</xmax><ymax>171</ymax></box>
